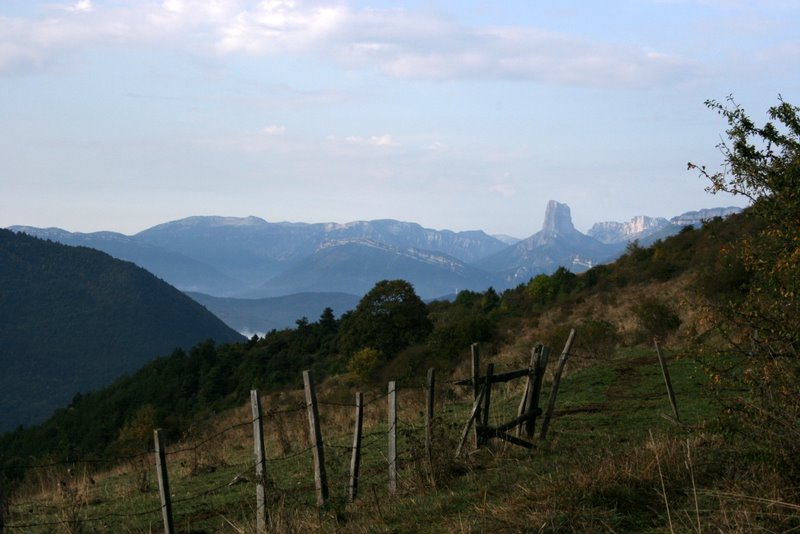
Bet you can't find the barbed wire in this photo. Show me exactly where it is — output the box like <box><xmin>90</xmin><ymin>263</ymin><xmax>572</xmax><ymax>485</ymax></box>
<box><xmin>166</xmin><ymin>418</ymin><xmax>254</xmax><ymax>456</ymax></box>
<box><xmin>264</xmin><ymin>444</ymin><xmax>315</xmax><ymax>464</ymax></box>
<box><xmin>317</xmin><ymin>399</ymin><xmax>357</xmax><ymax>408</ymax></box>
<box><xmin>170</xmin><ymin>460</ymin><xmax>259</xmax><ymax>506</ymax></box>
<box><xmin>3</xmin><ymin>364</ymin><xmax>559</xmax><ymax>530</ymax></box>
<box><xmin>2</xmin><ymin>450</ymin><xmax>154</xmax><ymax>472</ymax></box>
<box><xmin>266</xmin><ymin>403</ymin><xmax>307</xmax><ymax>415</ymax></box>
<box><xmin>3</xmin><ymin>501</ymin><xmax>163</xmax><ymax>530</ymax></box>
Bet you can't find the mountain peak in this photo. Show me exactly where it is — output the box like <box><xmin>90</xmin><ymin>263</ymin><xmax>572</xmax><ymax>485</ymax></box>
<box><xmin>541</xmin><ymin>200</ymin><xmax>576</xmax><ymax>235</ymax></box>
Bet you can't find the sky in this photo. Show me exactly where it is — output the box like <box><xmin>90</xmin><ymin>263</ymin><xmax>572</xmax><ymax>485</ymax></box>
<box><xmin>1</xmin><ymin>1</ymin><xmax>798</xmax><ymax>238</ymax></box>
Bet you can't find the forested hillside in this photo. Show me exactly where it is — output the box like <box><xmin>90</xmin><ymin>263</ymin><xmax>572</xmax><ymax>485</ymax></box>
<box><xmin>0</xmin><ymin>230</ymin><xmax>244</xmax><ymax>431</ymax></box>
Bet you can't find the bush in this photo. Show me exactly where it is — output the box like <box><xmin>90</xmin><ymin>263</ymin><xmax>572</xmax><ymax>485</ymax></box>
<box><xmin>632</xmin><ymin>297</ymin><xmax>681</xmax><ymax>342</ymax></box>
<box><xmin>347</xmin><ymin>347</ymin><xmax>383</xmax><ymax>383</ymax></box>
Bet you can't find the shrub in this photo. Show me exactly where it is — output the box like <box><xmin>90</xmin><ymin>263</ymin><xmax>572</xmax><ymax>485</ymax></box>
<box><xmin>632</xmin><ymin>297</ymin><xmax>681</xmax><ymax>342</ymax></box>
<box><xmin>347</xmin><ymin>347</ymin><xmax>383</xmax><ymax>383</ymax></box>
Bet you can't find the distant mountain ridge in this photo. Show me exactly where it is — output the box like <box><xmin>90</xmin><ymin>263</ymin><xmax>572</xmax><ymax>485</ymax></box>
<box><xmin>0</xmin><ymin>229</ymin><xmax>244</xmax><ymax>431</ymax></box>
<box><xmin>9</xmin><ymin>204</ymin><xmax>742</xmax><ymax>305</ymax></box>
<box><xmin>253</xmin><ymin>239</ymin><xmax>499</xmax><ymax>299</ymax></box>
<box><xmin>588</xmin><ymin>206</ymin><xmax>742</xmax><ymax>245</ymax></box>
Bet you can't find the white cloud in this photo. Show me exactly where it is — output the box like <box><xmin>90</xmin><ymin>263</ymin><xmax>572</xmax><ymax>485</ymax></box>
<box><xmin>489</xmin><ymin>174</ymin><xmax>517</xmax><ymax>197</ymax></box>
<box><xmin>3</xmin><ymin>0</ymin><xmax>792</xmax><ymax>89</ymax></box>
<box><xmin>261</xmin><ymin>124</ymin><xmax>286</xmax><ymax>135</ymax></box>
<box><xmin>368</xmin><ymin>134</ymin><xmax>395</xmax><ymax>146</ymax></box>
<box><xmin>345</xmin><ymin>134</ymin><xmax>396</xmax><ymax>146</ymax></box>
<box><xmin>215</xmin><ymin>1</ymin><xmax>348</xmax><ymax>55</ymax></box>
<box><xmin>0</xmin><ymin>0</ymin><xmax>695</xmax><ymax>88</ymax></box>
<box><xmin>68</xmin><ymin>0</ymin><xmax>93</xmax><ymax>13</ymax></box>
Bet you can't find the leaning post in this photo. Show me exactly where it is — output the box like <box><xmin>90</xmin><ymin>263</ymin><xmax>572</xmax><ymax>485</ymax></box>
<box><xmin>523</xmin><ymin>345</ymin><xmax>550</xmax><ymax>438</ymax></box>
<box><xmin>388</xmin><ymin>381</ymin><xmax>398</xmax><ymax>495</ymax></box>
<box><xmin>540</xmin><ymin>328</ymin><xmax>576</xmax><ymax>440</ymax></box>
<box><xmin>425</xmin><ymin>368</ymin><xmax>435</xmax><ymax>471</ymax></box>
<box><xmin>154</xmin><ymin>429</ymin><xmax>175</xmax><ymax>534</ymax></box>
<box><xmin>251</xmin><ymin>390</ymin><xmax>269</xmax><ymax>533</ymax></box>
<box><xmin>303</xmin><ymin>370</ymin><xmax>328</xmax><ymax>506</ymax></box>
<box><xmin>654</xmin><ymin>339</ymin><xmax>680</xmax><ymax>421</ymax></box>
<box><xmin>349</xmin><ymin>391</ymin><xmax>364</xmax><ymax>502</ymax></box>
<box><xmin>471</xmin><ymin>343</ymin><xmax>481</xmax><ymax>445</ymax></box>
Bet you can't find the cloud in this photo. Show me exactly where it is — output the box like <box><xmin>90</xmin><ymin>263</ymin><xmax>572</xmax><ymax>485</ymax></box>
<box><xmin>216</xmin><ymin>1</ymin><xmax>348</xmax><ymax>55</ymax></box>
<box><xmin>345</xmin><ymin>134</ymin><xmax>397</xmax><ymax>147</ymax></box>
<box><xmin>489</xmin><ymin>174</ymin><xmax>517</xmax><ymax>197</ymax></box>
<box><xmin>261</xmin><ymin>124</ymin><xmax>286</xmax><ymax>135</ymax></box>
<box><xmin>0</xmin><ymin>0</ymin><xmax>744</xmax><ymax>88</ymax></box>
<box><xmin>67</xmin><ymin>0</ymin><xmax>93</xmax><ymax>13</ymax></box>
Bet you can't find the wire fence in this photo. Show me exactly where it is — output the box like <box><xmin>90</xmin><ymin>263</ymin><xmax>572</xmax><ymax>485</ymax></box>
<box><xmin>0</xmin><ymin>366</ymin><xmax>489</xmax><ymax>533</ymax></box>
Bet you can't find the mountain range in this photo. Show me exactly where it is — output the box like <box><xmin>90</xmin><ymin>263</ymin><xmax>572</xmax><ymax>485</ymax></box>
<box><xmin>9</xmin><ymin>202</ymin><xmax>740</xmax><ymax>333</ymax></box>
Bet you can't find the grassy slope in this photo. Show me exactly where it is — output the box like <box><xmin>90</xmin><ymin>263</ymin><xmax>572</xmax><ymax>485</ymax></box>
<box><xmin>4</xmin><ymin>339</ymin><xmax>755</xmax><ymax>533</ymax></box>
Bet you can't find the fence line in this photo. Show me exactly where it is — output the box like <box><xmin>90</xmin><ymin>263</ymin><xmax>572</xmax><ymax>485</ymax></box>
<box><xmin>3</xmin><ymin>338</ymin><xmax>583</xmax><ymax>531</ymax></box>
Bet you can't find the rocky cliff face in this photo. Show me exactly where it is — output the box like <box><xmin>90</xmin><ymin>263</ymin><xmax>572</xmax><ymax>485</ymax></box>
<box><xmin>541</xmin><ymin>200</ymin><xmax>577</xmax><ymax>237</ymax></box>
<box><xmin>476</xmin><ymin>200</ymin><xmax>617</xmax><ymax>281</ymax></box>
<box><xmin>588</xmin><ymin>215</ymin><xmax>669</xmax><ymax>244</ymax></box>
<box><xmin>588</xmin><ymin>207</ymin><xmax>742</xmax><ymax>244</ymax></box>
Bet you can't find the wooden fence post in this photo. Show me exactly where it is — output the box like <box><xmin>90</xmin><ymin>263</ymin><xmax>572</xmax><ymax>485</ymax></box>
<box><xmin>540</xmin><ymin>328</ymin><xmax>576</xmax><ymax>440</ymax></box>
<box><xmin>388</xmin><ymin>381</ymin><xmax>398</xmax><ymax>495</ymax></box>
<box><xmin>425</xmin><ymin>368</ymin><xmax>435</xmax><ymax>471</ymax></box>
<box><xmin>522</xmin><ymin>345</ymin><xmax>550</xmax><ymax>438</ymax></box>
<box><xmin>154</xmin><ymin>429</ymin><xmax>175</xmax><ymax>534</ymax></box>
<box><xmin>471</xmin><ymin>343</ymin><xmax>481</xmax><ymax>445</ymax></box>
<box><xmin>455</xmin><ymin>385</ymin><xmax>486</xmax><ymax>458</ymax></box>
<box><xmin>303</xmin><ymin>370</ymin><xmax>328</xmax><ymax>506</ymax></box>
<box><xmin>250</xmin><ymin>390</ymin><xmax>268</xmax><ymax>533</ymax></box>
<box><xmin>349</xmin><ymin>392</ymin><xmax>364</xmax><ymax>503</ymax></box>
<box><xmin>479</xmin><ymin>363</ymin><xmax>494</xmax><ymax>446</ymax></box>
<box><xmin>654</xmin><ymin>339</ymin><xmax>680</xmax><ymax>421</ymax></box>
<box><xmin>517</xmin><ymin>344</ymin><xmax>539</xmax><ymax>437</ymax></box>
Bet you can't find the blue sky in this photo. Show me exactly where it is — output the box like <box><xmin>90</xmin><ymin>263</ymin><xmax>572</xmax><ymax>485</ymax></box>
<box><xmin>1</xmin><ymin>0</ymin><xmax>798</xmax><ymax>238</ymax></box>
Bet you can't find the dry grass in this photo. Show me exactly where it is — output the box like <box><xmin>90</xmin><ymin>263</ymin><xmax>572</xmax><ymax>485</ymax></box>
<box><xmin>7</xmin><ymin>316</ymin><xmax>800</xmax><ymax>532</ymax></box>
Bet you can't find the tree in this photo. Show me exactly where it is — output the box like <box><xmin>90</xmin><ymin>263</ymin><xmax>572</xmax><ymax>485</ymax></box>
<box><xmin>338</xmin><ymin>280</ymin><xmax>433</xmax><ymax>358</ymax></box>
<box><xmin>689</xmin><ymin>96</ymin><xmax>799</xmax><ymax>358</ymax></box>
<box><xmin>690</xmin><ymin>96</ymin><xmax>800</xmax><ymax>479</ymax></box>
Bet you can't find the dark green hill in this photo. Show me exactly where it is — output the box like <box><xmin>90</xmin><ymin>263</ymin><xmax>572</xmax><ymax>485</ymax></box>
<box><xmin>0</xmin><ymin>229</ymin><xmax>244</xmax><ymax>431</ymax></box>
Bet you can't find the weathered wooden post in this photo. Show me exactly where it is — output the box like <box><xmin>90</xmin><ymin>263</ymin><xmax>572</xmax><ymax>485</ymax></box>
<box><xmin>540</xmin><ymin>329</ymin><xmax>576</xmax><ymax>440</ymax></box>
<box><xmin>425</xmin><ymin>368</ymin><xmax>435</xmax><ymax>471</ymax></box>
<box><xmin>349</xmin><ymin>391</ymin><xmax>364</xmax><ymax>502</ymax></box>
<box><xmin>521</xmin><ymin>345</ymin><xmax>550</xmax><ymax>438</ymax></box>
<box><xmin>388</xmin><ymin>381</ymin><xmax>398</xmax><ymax>495</ymax></box>
<box><xmin>303</xmin><ymin>370</ymin><xmax>328</xmax><ymax>506</ymax></box>
<box><xmin>455</xmin><ymin>385</ymin><xmax>486</xmax><ymax>457</ymax></box>
<box><xmin>250</xmin><ymin>390</ymin><xmax>268</xmax><ymax>533</ymax></box>
<box><xmin>471</xmin><ymin>343</ymin><xmax>481</xmax><ymax>445</ymax></box>
<box><xmin>654</xmin><ymin>339</ymin><xmax>680</xmax><ymax>421</ymax></box>
<box><xmin>154</xmin><ymin>429</ymin><xmax>175</xmax><ymax>534</ymax></box>
<box><xmin>479</xmin><ymin>363</ymin><xmax>494</xmax><ymax>445</ymax></box>
<box><xmin>517</xmin><ymin>345</ymin><xmax>537</xmax><ymax>436</ymax></box>
<box><xmin>516</xmin><ymin>344</ymin><xmax>538</xmax><ymax>436</ymax></box>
